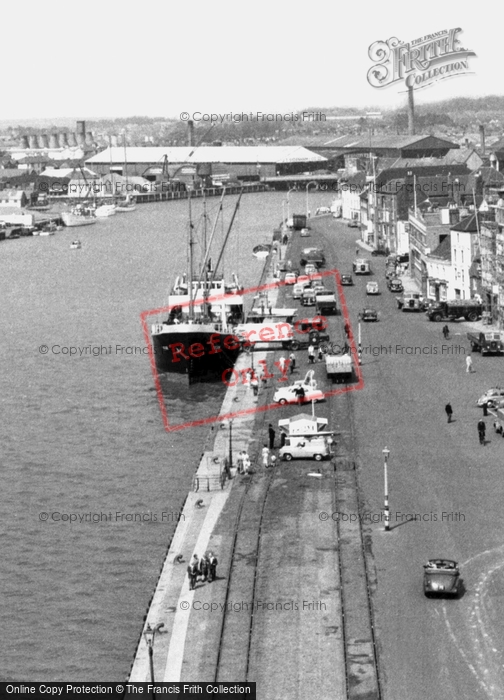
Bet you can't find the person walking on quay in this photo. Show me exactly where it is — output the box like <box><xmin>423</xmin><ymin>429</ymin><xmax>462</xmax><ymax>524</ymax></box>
<box><xmin>445</xmin><ymin>403</ymin><xmax>453</xmax><ymax>423</ymax></box>
<box><xmin>317</xmin><ymin>345</ymin><xmax>324</xmax><ymax>362</ymax></box>
<box><xmin>242</xmin><ymin>450</ymin><xmax>251</xmax><ymax>475</ymax></box>
<box><xmin>188</xmin><ymin>555</ymin><xmax>199</xmax><ymax>590</ymax></box>
<box><xmin>344</xmin><ymin>322</ymin><xmax>351</xmax><ymax>339</ymax></box>
<box><xmin>442</xmin><ymin>324</ymin><xmax>450</xmax><ymax>340</ymax></box>
<box><xmin>478</xmin><ymin>419</ymin><xmax>486</xmax><ymax>445</ymax></box>
<box><xmin>251</xmin><ymin>375</ymin><xmax>259</xmax><ymax>396</ymax></box>
<box><xmin>278</xmin><ymin>355</ymin><xmax>287</xmax><ymax>374</ymax></box>
<box><xmin>289</xmin><ymin>351</ymin><xmax>296</xmax><ymax>374</ymax></box>
<box><xmin>466</xmin><ymin>354</ymin><xmax>473</xmax><ymax>373</ymax></box>
<box><xmin>199</xmin><ymin>554</ymin><xmax>209</xmax><ymax>583</ymax></box>
<box><xmin>308</xmin><ymin>344</ymin><xmax>315</xmax><ymax>364</ymax></box>
<box><xmin>268</xmin><ymin>423</ymin><xmax>275</xmax><ymax>449</ymax></box>
<box><xmin>262</xmin><ymin>444</ymin><xmax>270</xmax><ymax>469</ymax></box>
<box><xmin>207</xmin><ymin>552</ymin><xmax>218</xmax><ymax>582</ymax></box>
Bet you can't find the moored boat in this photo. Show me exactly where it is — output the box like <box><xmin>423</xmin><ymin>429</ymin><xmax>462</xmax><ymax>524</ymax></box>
<box><xmin>70</xmin><ymin>240</ymin><xmax>82</xmax><ymax>249</ymax></box>
<box><xmin>151</xmin><ymin>192</ymin><xmax>245</xmax><ymax>382</ymax></box>
<box><xmin>62</xmin><ymin>205</ymin><xmax>96</xmax><ymax>228</ymax></box>
<box><xmin>94</xmin><ymin>203</ymin><xmax>117</xmax><ymax>217</ymax></box>
<box><xmin>115</xmin><ymin>195</ymin><xmax>136</xmax><ymax>212</ymax></box>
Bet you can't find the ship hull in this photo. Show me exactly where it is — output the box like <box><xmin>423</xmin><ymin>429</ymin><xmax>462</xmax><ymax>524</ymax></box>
<box><xmin>151</xmin><ymin>325</ymin><xmax>242</xmax><ymax>382</ymax></box>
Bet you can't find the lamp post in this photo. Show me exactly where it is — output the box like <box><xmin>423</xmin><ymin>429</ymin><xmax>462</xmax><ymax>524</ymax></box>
<box><xmin>282</xmin><ymin>199</ymin><xmax>286</xmax><ymax>227</ymax></box>
<box><xmin>382</xmin><ymin>447</ymin><xmax>390</xmax><ymax>531</ymax></box>
<box><xmin>143</xmin><ymin>622</ymin><xmax>165</xmax><ymax>686</ymax></box>
<box><xmin>228</xmin><ymin>419</ymin><xmax>233</xmax><ymax>468</ymax></box>
<box><xmin>286</xmin><ymin>187</ymin><xmax>296</xmax><ymax>226</ymax></box>
<box><xmin>305</xmin><ymin>181</ymin><xmax>318</xmax><ymax>219</ymax></box>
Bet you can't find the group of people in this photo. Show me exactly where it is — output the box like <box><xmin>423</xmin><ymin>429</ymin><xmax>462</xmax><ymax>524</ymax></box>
<box><xmin>308</xmin><ymin>344</ymin><xmax>325</xmax><ymax>364</ymax></box>
<box><xmin>187</xmin><ymin>552</ymin><xmax>218</xmax><ymax>591</ymax></box>
<box><xmin>445</xmin><ymin>402</ymin><xmax>487</xmax><ymax>445</ymax></box>
<box><xmin>237</xmin><ymin>450</ymin><xmax>251</xmax><ymax>474</ymax></box>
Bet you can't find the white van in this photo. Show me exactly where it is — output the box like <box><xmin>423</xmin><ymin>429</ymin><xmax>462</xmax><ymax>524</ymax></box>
<box><xmin>279</xmin><ymin>435</ymin><xmax>331</xmax><ymax>461</ymax></box>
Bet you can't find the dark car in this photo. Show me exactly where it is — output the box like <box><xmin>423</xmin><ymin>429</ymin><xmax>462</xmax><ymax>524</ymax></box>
<box><xmin>360</xmin><ymin>307</ymin><xmax>378</xmax><ymax>322</ymax></box>
<box><xmin>423</xmin><ymin>559</ymin><xmax>460</xmax><ymax>597</ymax></box>
<box><xmin>371</xmin><ymin>247</ymin><xmax>388</xmax><ymax>256</ymax></box>
<box><xmin>388</xmin><ymin>278</ymin><xmax>404</xmax><ymax>293</ymax></box>
<box><xmin>340</xmin><ymin>274</ymin><xmax>354</xmax><ymax>286</ymax></box>
<box><xmin>348</xmin><ymin>219</ymin><xmax>360</xmax><ymax>228</ymax></box>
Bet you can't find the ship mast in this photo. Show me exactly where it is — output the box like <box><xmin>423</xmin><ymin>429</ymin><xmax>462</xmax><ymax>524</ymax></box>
<box><xmin>188</xmin><ymin>193</ymin><xmax>195</xmax><ymax>321</ymax></box>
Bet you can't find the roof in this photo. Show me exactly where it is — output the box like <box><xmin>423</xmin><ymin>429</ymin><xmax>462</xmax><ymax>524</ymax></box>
<box><xmin>317</xmin><ymin>134</ymin><xmax>458</xmax><ymax>150</ymax></box>
<box><xmin>489</xmin><ymin>136</ymin><xmax>504</xmax><ymax>153</ymax></box>
<box><xmin>429</xmin><ymin>235</ymin><xmax>452</xmax><ymax>261</ymax></box>
<box><xmin>86</xmin><ymin>146</ymin><xmax>327</xmax><ymax>165</ymax></box>
<box><xmin>451</xmin><ymin>212</ymin><xmax>483</xmax><ymax>233</ymax></box>
<box><xmin>0</xmin><ymin>189</ymin><xmax>25</xmax><ymax>199</ymax></box>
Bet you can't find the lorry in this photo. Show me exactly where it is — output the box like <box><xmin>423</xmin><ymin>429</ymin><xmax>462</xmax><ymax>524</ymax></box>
<box><xmin>467</xmin><ymin>331</ymin><xmax>504</xmax><ymax>355</ymax></box>
<box><xmin>300</xmin><ymin>247</ymin><xmax>325</xmax><ymax>267</ymax></box>
<box><xmin>315</xmin><ymin>292</ymin><xmax>338</xmax><ymax>315</ymax></box>
<box><xmin>325</xmin><ymin>352</ymin><xmax>352</xmax><ymax>382</ymax></box>
<box><xmin>396</xmin><ymin>292</ymin><xmax>426</xmax><ymax>311</ymax></box>
<box><xmin>426</xmin><ymin>300</ymin><xmax>483</xmax><ymax>323</ymax></box>
<box><xmin>352</xmin><ymin>258</ymin><xmax>371</xmax><ymax>275</ymax></box>
<box><xmin>292</xmin><ymin>214</ymin><xmax>307</xmax><ymax>230</ymax></box>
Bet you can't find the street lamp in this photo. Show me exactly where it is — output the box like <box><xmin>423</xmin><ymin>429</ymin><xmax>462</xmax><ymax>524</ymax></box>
<box><xmin>143</xmin><ymin>622</ymin><xmax>165</xmax><ymax>685</ymax></box>
<box><xmin>305</xmin><ymin>181</ymin><xmax>318</xmax><ymax>219</ymax></box>
<box><xmin>382</xmin><ymin>447</ymin><xmax>390</xmax><ymax>531</ymax></box>
<box><xmin>281</xmin><ymin>199</ymin><xmax>287</xmax><ymax>226</ymax></box>
<box><xmin>286</xmin><ymin>187</ymin><xmax>296</xmax><ymax>225</ymax></box>
<box><xmin>228</xmin><ymin>419</ymin><xmax>233</xmax><ymax>468</ymax></box>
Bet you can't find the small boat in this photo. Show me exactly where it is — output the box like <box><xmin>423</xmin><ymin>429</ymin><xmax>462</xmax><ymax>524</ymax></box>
<box><xmin>94</xmin><ymin>203</ymin><xmax>117</xmax><ymax>217</ymax></box>
<box><xmin>39</xmin><ymin>229</ymin><xmax>55</xmax><ymax>236</ymax></box>
<box><xmin>253</xmin><ymin>243</ymin><xmax>272</xmax><ymax>259</ymax></box>
<box><xmin>62</xmin><ymin>205</ymin><xmax>96</xmax><ymax>227</ymax></box>
<box><xmin>70</xmin><ymin>240</ymin><xmax>82</xmax><ymax>249</ymax></box>
<box><xmin>115</xmin><ymin>195</ymin><xmax>136</xmax><ymax>213</ymax></box>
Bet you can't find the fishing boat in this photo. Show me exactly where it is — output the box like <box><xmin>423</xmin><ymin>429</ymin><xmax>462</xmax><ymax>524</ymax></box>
<box><xmin>115</xmin><ymin>194</ymin><xmax>136</xmax><ymax>212</ymax></box>
<box><xmin>151</xmin><ymin>191</ymin><xmax>245</xmax><ymax>382</ymax></box>
<box><xmin>70</xmin><ymin>240</ymin><xmax>82</xmax><ymax>249</ymax></box>
<box><xmin>62</xmin><ymin>205</ymin><xmax>96</xmax><ymax>227</ymax></box>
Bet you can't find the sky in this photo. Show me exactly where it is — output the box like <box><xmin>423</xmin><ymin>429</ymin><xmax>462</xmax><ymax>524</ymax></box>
<box><xmin>1</xmin><ymin>0</ymin><xmax>497</xmax><ymax>122</ymax></box>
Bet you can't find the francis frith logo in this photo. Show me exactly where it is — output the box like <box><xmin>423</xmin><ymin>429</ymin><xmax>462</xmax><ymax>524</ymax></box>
<box><xmin>367</xmin><ymin>28</ymin><xmax>476</xmax><ymax>91</ymax></box>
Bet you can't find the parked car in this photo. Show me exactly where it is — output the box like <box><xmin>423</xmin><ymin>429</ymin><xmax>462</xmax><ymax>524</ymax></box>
<box><xmin>397</xmin><ymin>292</ymin><xmax>426</xmax><ymax>311</ymax></box>
<box><xmin>371</xmin><ymin>247</ymin><xmax>388</xmax><ymax>256</ymax></box>
<box><xmin>292</xmin><ymin>281</ymin><xmax>312</xmax><ymax>299</ymax></box>
<box><xmin>366</xmin><ymin>281</ymin><xmax>380</xmax><ymax>295</ymax></box>
<box><xmin>353</xmin><ymin>259</ymin><xmax>371</xmax><ymax>275</ymax></box>
<box><xmin>315</xmin><ymin>206</ymin><xmax>331</xmax><ymax>215</ymax></box>
<box><xmin>348</xmin><ymin>220</ymin><xmax>360</xmax><ymax>228</ymax></box>
<box><xmin>279</xmin><ymin>435</ymin><xmax>331</xmax><ymax>461</ymax></box>
<box><xmin>360</xmin><ymin>307</ymin><xmax>378</xmax><ymax>322</ymax></box>
<box><xmin>284</xmin><ymin>272</ymin><xmax>297</xmax><ymax>285</ymax></box>
<box><xmin>273</xmin><ymin>383</ymin><xmax>325</xmax><ymax>405</ymax></box>
<box><xmin>423</xmin><ymin>559</ymin><xmax>460</xmax><ymax>598</ymax></box>
<box><xmin>340</xmin><ymin>274</ymin><xmax>354</xmax><ymax>286</ymax></box>
<box><xmin>304</xmin><ymin>263</ymin><xmax>318</xmax><ymax>275</ymax></box>
<box><xmin>476</xmin><ymin>387</ymin><xmax>504</xmax><ymax>407</ymax></box>
<box><xmin>300</xmin><ymin>227</ymin><xmax>311</xmax><ymax>237</ymax></box>
<box><xmin>387</xmin><ymin>278</ymin><xmax>404</xmax><ymax>293</ymax></box>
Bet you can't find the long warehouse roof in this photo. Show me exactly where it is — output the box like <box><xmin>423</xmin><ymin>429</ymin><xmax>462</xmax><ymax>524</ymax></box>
<box><xmin>86</xmin><ymin>146</ymin><xmax>327</xmax><ymax>165</ymax></box>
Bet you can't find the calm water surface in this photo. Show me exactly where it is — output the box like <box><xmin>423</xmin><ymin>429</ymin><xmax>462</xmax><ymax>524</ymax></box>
<box><xmin>0</xmin><ymin>190</ymin><xmax>333</xmax><ymax>680</ymax></box>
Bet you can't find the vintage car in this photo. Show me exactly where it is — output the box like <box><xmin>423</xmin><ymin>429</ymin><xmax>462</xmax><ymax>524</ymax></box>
<box><xmin>387</xmin><ymin>278</ymin><xmax>404</xmax><ymax>293</ymax></box>
<box><xmin>476</xmin><ymin>387</ymin><xmax>504</xmax><ymax>407</ymax></box>
<box><xmin>300</xmin><ymin>227</ymin><xmax>311</xmax><ymax>237</ymax></box>
<box><xmin>397</xmin><ymin>292</ymin><xmax>426</xmax><ymax>311</ymax></box>
<box><xmin>279</xmin><ymin>435</ymin><xmax>331</xmax><ymax>461</ymax></box>
<box><xmin>273</xmin><ymin>371</ymin><xmax>325</xmax><ymax>405</ymax></box>
<box><xmin>423</xmin><ymin>559</ymin><xmax>460</xmax><ymax>598</ymax></box>
<box><xmin>366</xmin><ymin>281</ymin><xmax>380</xmax><ymax>295</ymax></box>
<box><xmin>371</xmin><ymin>247</ymin><xmax>388</xmax><ymax>256</ymax></box>
<box><xmin>340</xmin><ymin>274</ymin><xmax>354</xmax><ymax>286</ymax></box>
<box><xmin>348</xmin><ymin>219</ymin><xmax>360</xmax><ymax>228</ymax></box>
<box><xmin>360</xmin><ymin>307</ymin><xmax>378</xmax><ymax>322</ymax></box>
<box><xmin>284</xmin><ymin>272</ymin><xmax>297</xmax><ymax>285</ymax></box>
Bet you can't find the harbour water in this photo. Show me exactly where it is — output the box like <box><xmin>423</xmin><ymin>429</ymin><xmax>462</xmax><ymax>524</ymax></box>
<box><xmin>0</xmin><ymin>190</ymin><xmax>333</xmax><ymax>680</ymax></box>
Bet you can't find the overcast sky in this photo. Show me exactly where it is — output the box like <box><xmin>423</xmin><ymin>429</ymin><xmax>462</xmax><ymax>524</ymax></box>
<box><xmin>2</xmin><ymin>0</ymin><xmax>494</xmax><ymax>122</ymax></box>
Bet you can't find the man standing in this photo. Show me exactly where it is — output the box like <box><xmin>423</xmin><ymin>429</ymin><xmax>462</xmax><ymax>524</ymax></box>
<box><xmin>251</xmin><ymin>375</ymin><xmax>259</xmax><ymax>396</ymax></box>
<box><xmin>308</xmin><ymin>344</ymin><xmax>315</xmax><ymax>364</ymax></box>
<box><xmin>478</xmin><ymin>419</ymin><xmax>486</xmax><ymax>445</ymax></box>
<box><xmin>445</xmin><ymin>403</ymin><xmax>453</xmax><ymax>423</ymax></box>
<box><xmin>289</xmin><ymin>352</ymin><xmax>296</xmax><ymax>374</ymax></box>
<box><xmin>442</xmin><ymin>325</ymin><xmax>450</xmax><ymax>339</ymax></box>
<box><xmin>278</xmin><ymin>356</ymin><xmax>287</xmax><ymax>374</ymax></box>
<box><xmin>268</xmin><ymin>423</ymin><xmax>275</xmax><ymax>449</ymax></box>
<box><xmin>262</xmin><ymin>444</ymin><xmax>270</xmax><ymax>468</ymax></box>
<box><xmin>466</xmin><ymin>354</ymin><xmax>473</xmax><ymax>373</ymax></box>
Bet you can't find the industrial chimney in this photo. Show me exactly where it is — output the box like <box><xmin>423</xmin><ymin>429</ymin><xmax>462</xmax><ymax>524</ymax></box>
<box><xmin>479</xmin><ymin>124</ymin><xmax>486</xmax><ymax>156</ymax></box>
<box><xmin>188</xmin><ymin>120</ymin><xmax>195</xmax><ymax>147</ymax></box>
<box><xmin>407</xmin><ymin>85</ymin><xmax>415</xmax><ymax>136</ymax></box>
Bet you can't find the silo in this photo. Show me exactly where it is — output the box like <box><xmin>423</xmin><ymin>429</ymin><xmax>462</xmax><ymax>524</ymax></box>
<box><xmin>28</xmin><ymin>135</ymin><xmax>38</xmax><ymax>149</ymax></box>
<box><xmin>39</xmin><ymin>134</ymin><xmax>49</xmax><ymax>148</ymax></box>
<box><xmin>68</xmin><ymin>133</ymin><xmax>77</xmax><ymax>147</ymax></box>
<box><xmin>85</xmin><ymin>131</ymin><xmax>94</xmax><ymax>146</ymax></box>
<box><xmin>76</xmin><ymin>120</ymin><xmax>86</xmax><ymax>138</ymax></box>
<box><xmin>76</xmin><ymin>131</ymin><xmax>85</xmax><ymax>146</ymax></box>
<box><xmin>49</xmin><ymin>134</ymin><xmax>59</xmax><ymax>149</ymax></box>
<box><xmin>58</xmin><ymin>132</ymin><xmax>68</xmax><ymax>148</ymax></box>
<box><xmin>20</xmin><ymin>136</ymin><xmax>29</xmax><ymax>149</ymax></box>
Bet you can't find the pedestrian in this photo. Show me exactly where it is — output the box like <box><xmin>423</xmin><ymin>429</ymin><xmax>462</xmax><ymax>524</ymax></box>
<box><xmin>237</xmin><ymin>451</ymin><xmax>244</xmax><ymax>474</ymax></box>
<box><xmin>477</xmin><ymin>419</ymin><xmax>486</xmax><ymax>445</ymax></box>
<box><xmin>289</xmin><ymin>352</ymin><xmax>296</xmax><ymax>374</ymax></box>
<box><xmin>356</xmin><ymin>248</ymin><xmax>359</xmax><ymax>256</ymax></box>
<box><xmin>207</xmin><ymin>552</ymin><xmax>218</xmax><ymax>582</ymax></box>
<box><xmin>278</xmin><ymin>356</ymin><xmax>287</xmax><ymax>373</ymax></box>
<box><xmin>199</xmin><ymin>554</ymin><xmax>209</xmax><ymax>582</ymax></box>
<box><xmin>262</xmin><ymin>444</ymin><xmax>270</xmax><ymax>468</ymax></box>
<box><xmin>242</xmin><ymin>451</ymin><xmax>251</xmax><ymax>474</ymax></box>
<box><xmin>268</xmin><ymin>423</ymin><xmax>275</xmax><ymax>449</ymax></box>
<box><xmin>466</xmin><ymin>354</ymin><xmax>473</xmax><ymax>373</ymax></box>
<box><xmin>308</xmin><ymin>344</ymin><xmax>315</xmax><ymax>364</ymax></box>
<box><xmin>280</xmin><ymin>431</ymin><xmax>287</xmax><ymax>447</ymax></box>
<box><xmin>344</xmin><ymin>322</ymin><xmax>350</xmax><ymax>338</ymax></box>
<box><xmin>260</xmin><ymin>372</ymin><xmax>268</xmax><ymax>390</ymax></box>
<box><xmin>295</xmin><ymin>384</ymin><xmax>306</xmax><ymax>403</ymax></box>
<box><xmin>445</xmin><ymin>403</ymin><xmax>453</xmax><ymax>423</ymax></box>
<box><xmin>442</xmin><ymin>324</ymin><xmax>450</xmax><ymax>340</ymax></box>
<box><xmin>251</xmin><ymin>376</ymin><xmax>259</xmax><ymax>396</ymax></box>
<box><xmin>187</xmin><ymin>555</ymin><xmax>199</xmax><ymax>590</ymax></box>
<box><xmin>317</xmin><ymin>345</ymin><xmax>324</xmax><ymax>362</ymax></box>
<box><xmin>483</xmin><ymin>401</ymin><xmax>489</xmax><ymax>417</ymax></box>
